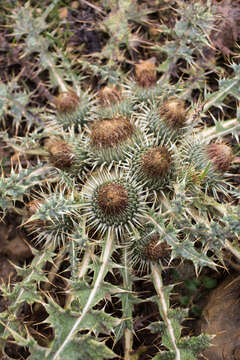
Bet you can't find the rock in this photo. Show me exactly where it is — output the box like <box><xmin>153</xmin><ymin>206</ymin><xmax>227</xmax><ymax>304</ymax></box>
<box><xmin>199</xmin><ymin>275</ymin><xmax>240</xmax><ymax>360</ymax></box>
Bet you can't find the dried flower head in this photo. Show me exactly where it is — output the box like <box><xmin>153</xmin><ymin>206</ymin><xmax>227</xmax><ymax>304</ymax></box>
<box><xmin>206</xmin><ymin>143</ymin><xmax>233</xmax><ymax>172</ymax></box>
<box><xmin>159</xmin><ymin>97</ymin><xmax>187</xmax><ymax>128</ymax></box>
<box><xmin>135</xmin><ymin>58</ymin><xmax>157</xmax><ymax>88</ymax></box>
<box><xmin>124</xmin><ymin>141</ymin><xmax>174</xmax><ymax>193</ymax></box>
<box><xmin>90</xmin><ymin>117</ymin><xmax>135</xmax><ymax>149</ymax></box>
<box><xmin>54</xmin><ymin>89</ymin><xmax>80</xmax><ymax>114</ymax></box>
<box><xmin>180</xmin><ymin>138</ymin><xmax>233</xmax><ymax>198</ymax></box>
<box><xmin>98</xmin><ymin>85</ymin><xmax>122</xmax><ymax>106</ymax></box>
<box><xmin>89</xmin><ymin>117</ymin><xmax>140</xmax><ymax>165</ymax></box>
<box><xmin>143</xmin><ymin>234</ymin><xmax>170</xmax><ymax>262</ymax></box>
<box><xmin>141</xmin><ymin>146</ymin><xmax>172</xmax><ymax>179</ymax></box>
<box><xmin>97</xmin><ymin>183</ymin><xmax>128</xmax><ymax>216</ymax></box>
<box><xmin>45</xmin><ymin>139</ymin><xmax>75</xmax><ymax>170</ymax></box>
<box><xmin>128</xmin><ymin>225</ymin><xmax>171</xmax><ymax>271</ymax></box>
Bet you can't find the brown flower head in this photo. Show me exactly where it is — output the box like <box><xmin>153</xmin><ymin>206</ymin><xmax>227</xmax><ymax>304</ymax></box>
<box><xmin>143</xmin><ymin>234</ymin><xmax>170</xmax><ymax>262</ymax></box>
<box><xmin>159</xmin><ymin>98</ymin><xmax>187</xmax><ymax>128</ymax></box>
<box><xmin>45</xmin><ymin>139</ymin><xmax>75</xmax><ymax>170</ymax></box>
<box><xmin>97</xmin><ymin>183</ymin><xmax>128</xmax><ymax>216</ymax></box>
<box><xmin>135</xmin><ymin>58</ymin><xmax>157</xmax><ymax>88</ymax></box>
<box><xmin>98</xmin><ymin>85</ymin><xmax>122</xmax><ymax>106</ymax></box>
<box><xmin>54</xmin><ymin>90</ymin><xmax>80</xmax><ymax>114</ymax></box>
<box><xmin>90</xmin><ymin>117</ymin><xmax>135</xmax><ymax>149</ymax></box>
<box><xmin>206</xmin><ymin>143</ymin><xmax>233</xmax><ymax>172</ymax></box>
<box><xmin>141</xmin><ymin>146</ymin><xmax>172</xmax><ymax>179</ymax></box>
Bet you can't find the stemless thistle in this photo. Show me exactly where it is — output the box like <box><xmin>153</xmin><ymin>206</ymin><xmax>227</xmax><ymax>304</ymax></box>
<box><xmin>80</xmin><ymin>170</ymin><xmax>148</xmax><ymax>237</ymax></box>
<box><xmin>180</xmin><ymin>138</ymin><xmax>233</xmax><ymax>197</ymax></box>
<box><xmin>88</xmin><ymin>116</ymin><xmax>141</xmax><ymax>167</ymax></box>
<box><xmin>128</xmin><ymin>225</ymin><xmax>171</xmax><ymax>272</ymax></box>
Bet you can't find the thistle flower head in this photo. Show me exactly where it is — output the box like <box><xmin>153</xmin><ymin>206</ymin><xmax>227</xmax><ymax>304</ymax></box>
<box><xmin>98</xmin><ymin>85</ymin><xmax>122</xmax><ymax>106</ymax></box>
<box><xmin>54</xmin><ymin>90</ymin><xmax>80</xmax><ymax>114</ymax></box>
<box><xmin>179</xmin><ymin>137</ymin><xmax>233</xmax><ymax>197</ymax></box>
<box><xmin>81</xmin><ymin>170</ymin><xmax>148</xmax><ymax>238</ymax></box>
<box><xmin>135</xmin><ymin>58</ymin><xmax>157</xmax><ymax>88</ymax></box>
<box><xmin>123</xmin><ymin>139</ymin><xmax>175</xmax><ymax>193</ymax></box>
<box><xmin>136</xmin><ymin>101</ymin><xmax>188</xmax><ymax>144</ymax></box>
<box><xmin>90</xmin><ymin>117</ymin><xmax>135</xmax><ymax>149</ymax></box>
<box><xmin>45</xmin><ymin>139</ymin><xmax>75</xmax><ymax>170</ymax></box>
<box><xmin>141</xmin><ymin>146</ymin><xmax>172</xmax><ymax>179</ymax></box>
<box><xmin>53</xmin><ymin>88</ymin><xmax>94</xmax><ymax>127</ymax></box>
<box><xmin>88</xmin><ymin>116</ymin><xmax>141</xmax><ymax>166</ymax></box>
<box><xmin>159</xmin><ymin>97</ymin><xmax>187</xmax><ymax>128</ymax></box>
<box><xmin>128</xmin><ymin>225</ymin><xmax>171</xmax><ymax>271</ymax></box>
<box><xmin>24</xmin><ymin>188</ymin><xmax>80</xmax><ymax>248</ymax></box>
<box><xmin>206</xmin><ymin>142</ymin><xmax>233</xmax><ymax>173</ymax></box>
<box><xmin>97</xmin><ymin>183</ymin><xmax>128</xmax><ymax>216</ymax></box>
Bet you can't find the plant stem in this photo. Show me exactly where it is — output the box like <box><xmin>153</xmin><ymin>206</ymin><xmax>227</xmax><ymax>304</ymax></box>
<box><xmin>123</xmin><ymin>247</ymin><xmax>133</xmax><ymax>360</ymax></box>
<box><xmin>195</xmin><ymin>118</ymin><xmax>240</xmax><ymax>140</ymax></box>
<box><xmin>64</xmin><ymin>245</ymin><xmax>93</xmax><ymax>309</ymax></box>
<box><xmin>52</xmin><ymin>229</ymin><xmax>114</xmax><ymax>360</ymax></box>
<box><xmin>151</xmin><ymin>263</ymin><xmax>181</xmax><ymax>360</ymax></box>
<box><xmin>124</xmin><ymin>328</ymin><xmax>133</xmax><ymax>360</ymax></box>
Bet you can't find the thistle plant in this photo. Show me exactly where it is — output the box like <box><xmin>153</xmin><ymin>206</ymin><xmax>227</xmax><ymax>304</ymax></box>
<box><xmin>0</xmin><ymin>1</ymin><xmax>240</xmax><ymax>360</ymax></box>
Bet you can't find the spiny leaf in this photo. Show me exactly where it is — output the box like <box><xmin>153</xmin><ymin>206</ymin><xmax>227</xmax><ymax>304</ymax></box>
<box><xmin>28</xmin><ymin>336</ymin><xmax>116</xmax><ymax>360</ymax></box>
<box><xmin>45</xmin><ymin>298</ymin><xmax>120</xmax><ymax>336</ymax></box>
<box><xmin>71</xmin><ymin>280</ymin><xmax>126</xmax><ymax>309</ymax></box>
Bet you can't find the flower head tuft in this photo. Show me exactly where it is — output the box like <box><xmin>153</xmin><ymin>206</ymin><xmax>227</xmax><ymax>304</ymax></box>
<box><xmin>206</xmin><ymin>142</ymin><xmax>233</xmax><ymax>173</ymax></box>
<box><xmin>159</xmin><ymin>97</ymin><xmax>187</xmax><ymax>129</ymax></box>
<box><xmin>135</xmin><ymin>58</ymin><xmax>157</xmax><ymax>88</ymax></box>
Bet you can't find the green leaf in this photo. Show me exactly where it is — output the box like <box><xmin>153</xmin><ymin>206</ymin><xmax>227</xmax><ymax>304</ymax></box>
<box><xmin>201</xmin><ymin>276</ymin><xmax>217</xmax><ymax>289</ymax></box>
<box><xmin>83</xmin><ymin>310</ymin><xmax>121</xmax><ymax>334</ymax></box>
<box><xmin>71</xmin><ymin>280</ymin><xmax>125</xmax><ymax>308</ymax></box>
<box><xmin>28</xmin><ymin>337</ymin><xmax>116</xmax><ymax>360</ymax></box>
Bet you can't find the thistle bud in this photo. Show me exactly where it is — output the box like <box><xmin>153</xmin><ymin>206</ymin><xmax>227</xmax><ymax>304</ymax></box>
<box><xmin>90</xmin><ymin>117</ymin><xmax>135</xmax><ymax>149</ymax></box>
<box><xmin>125</xmin><ymin>142</ymin><xmax>174</xmax><ymax>192</ymax></box>
<box><xmin>53</xmin><ymin>89</ymin><xmax>85</xmax><ymax>126</ymax></box>
<box><xmin>54</xmin><ymin>90</ymin><xmax>80</xmax><ymax>114</ymax></box>
<box><xmin>45</xmin><ymin>139</ymin><xmax>75</xmax><ymax>170</ymax></box>
<box><xmin>159</xmin><ymin>97</ymin><xmax>187</xmax><ymax>128</ymax></box>
<box><xmin>98</xmin><ymin>85</ymin><xmax>122</xmax><ymax>106</ymax></box>
<box><xmin>135</xmin><ymin>58</ymin><xmax>157</xmax><ymax>88</ymax></box>
<box><xmin>206</xmin><ymin>143</ymin><xmax>233</xmax><ymax>172</ymax></box>
<box><xmin>81</xmin><ymin>171</ymin><xmax>147</xmax><ymax>236</ymax></box>
<box><xmin>141</xmin><ymin>146</ymin><xmax>172</xmax><ymax>179</ymax></box>
<box><xmin>143</xmin><ymin>234</ymin><xmax>170</xmax><ymax>262</ymax></box>
<box><xmin>128</xmin><ymin>225</ymin><xmax>171</xmax><ymax>271</ymax></box>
